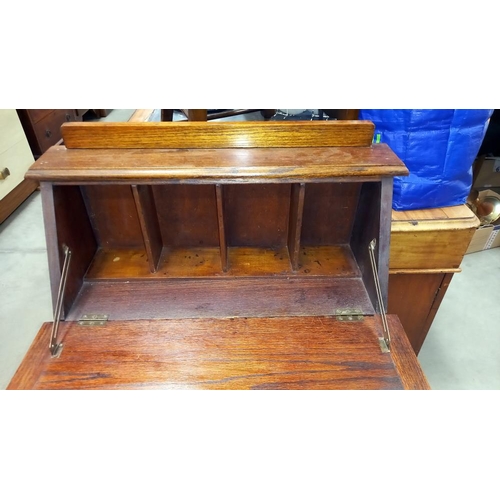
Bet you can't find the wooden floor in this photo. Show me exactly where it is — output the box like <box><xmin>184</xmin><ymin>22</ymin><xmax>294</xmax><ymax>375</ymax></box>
<box><xmin>8</xmin><ymin>315</ymin><xmax>429</xmax><ymax>390</ymax></box>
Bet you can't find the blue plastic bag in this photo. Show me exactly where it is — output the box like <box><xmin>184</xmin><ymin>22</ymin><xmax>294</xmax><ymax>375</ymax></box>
<box><xmin>359</xmin><ymin>109</ymin><xmax>493</xmax><ymax>210</ymax></box>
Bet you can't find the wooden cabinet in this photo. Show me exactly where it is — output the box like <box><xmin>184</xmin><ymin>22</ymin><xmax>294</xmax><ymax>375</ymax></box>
<box><xmin>17</xmin><ymin>109</ymin><xmax>81</xmax><ymax>158</ymax></box>
<box><xmin>16</xmin><ymin>109</ymin><xmax>110</xmax><ymax>158</ymax></box>
<box><xmin>388</xmin><ymin>205</ymin><xmax>479</xmax><ymax>353</ymax></box>
<box><xmin>0</xmin><ymin>110</ymin><xmax>37</xmax><ymax>224</ymax></box>
<box><xmin>8</xmin><ymin>120</ymin><xmax>429</xmax><ymax>390</ymax></box>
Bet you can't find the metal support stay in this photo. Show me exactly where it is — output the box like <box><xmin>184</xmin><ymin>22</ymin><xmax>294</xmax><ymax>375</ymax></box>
<box><xmin>49</xmin><ymin>244</ymin><xmax>72</xmax><ymax>357</ymax></box>
<box><xmin>368</xmin><ymin>239</ymin><xmax>391</xmax><ymax>353</ymax></box>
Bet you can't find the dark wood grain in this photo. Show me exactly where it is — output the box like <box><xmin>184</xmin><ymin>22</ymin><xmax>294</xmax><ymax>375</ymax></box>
<box><xmin>301</xmin><ymin>183</ymin><xmax>361</xmax><ymax>245</ymax></box>
<box><xmin>321</xmin><ymin>109</ymin><xmax>360</xmax><ymax>120</ymax></box>
<box><xmin>65</xmin><ymin>277</ymin><xmax>374</xmax><ymax>322</ymax></box>
<box><xmin>350</xmin><ymin>179</ymin><xmax>392</xmax><ymax>313</ymax></box>
<box><xmin>25</xmin><ymin>144</ymin><xmax>408</xmax><ymax>183</ymax></box>
<box><xmin>8</xmin><ymin>316</ymin><xmax>425</xmax><ymax>390</ymax></box>
<box><xmin>420</xmin><ymin>273</ymin><xmax>454</xmax><ymax>353</ymax></box>
<box><xmin>132</xmin><ymin>185</ymin><xmax>163</xmax><ymax>272</ymax></box>
<box><xmin>152</xmin><ymin>185</ymin><xmax>219</xmax><ymax>247</ymax></box>
<box><xmin>61</xmin><ymin>121</ymin><xmax>375</xmax><ymax>149</ymax></box>
<box><xmin>160</xmin><ymin>109</ymin><xmax>174</xmax><ymax>122</ymax></box>
<box><xmin>52</xmin><ymin>185</ymin><xmax>97</xmax><ymax>316</ymax></box>
<box><xmin>41</xmin><ymin>183</ymin><xmax>97</xmax><ymax>317</ymax></box>
<box><xmin>350</xmin><ymin>181</ymin><xmax>381</xmax><ymax>314</ymax></box>
<box><xmin>215</xmin><ymin>184</ymin><xmax>228</xmax><ymax>272</ymax></box>
<box><xmin>13</xmin><ymin>119</ymin><xmax>429</xmax><ymax>391</ymax></box>
<box><xmin>388</xmin><ymin>273</ymin><xmax>454</xmax><ymax>354</ymax></box>
<box><xmin>17</xmin><ymin>109</ymin><xmax>77</xmax><ymax>157</ymax></box>
<box><xmin>82</xmin><ymin>185</ymin><xmax>144</xmax><ymax>248</ymax></box>
<box><xmin>25</xmin><ymin>109</ymin><xmax>52</xmax><ymax>123</ymax></box>
<box><xmin>184</xmin><ymin>109</ymin><xmax>208</xmax><ymax>121</ymax></box>
<box><xmin>224</xmin><ymin>184</ymin><xmax>290</xmax><ymax>247</ymax></box>
<box><xmin>288</xmin><ymin>183</ymin><xmax>305</xmax><ymax>271</ymax></box>
<box><xmin>387</xmin><ymin>315</ymin><xmax>430</xmax><ymax>389</ymax></box>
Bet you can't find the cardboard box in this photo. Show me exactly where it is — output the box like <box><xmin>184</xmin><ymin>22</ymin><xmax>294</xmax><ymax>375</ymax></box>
<box><xmin>473</xmin><ymin>156</ymin><xmax>500</xmax><ymax>189</ymax></box>
<box><xmin>466</xmin><ymin>188</ymin><xmax>500</xmax><ymax>254</ymax></box>
<box><xmin>466</xmin><ymin>222</ymin><xmax>500</xmax><ymax>254</ymax></box>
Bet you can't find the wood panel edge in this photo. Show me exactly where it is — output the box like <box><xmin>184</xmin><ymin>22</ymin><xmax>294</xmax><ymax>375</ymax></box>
<box><xmin>0</xmin><ymin>179</ymin><xmax>38</xmax><ymax>224</ymax></box>
<box><xmin>388</xmin><ymin>315</ymin><xmax>431</xmax><ymax>389</ymax></box>
<box><xmin>7</xmin><ymin>323</ymin><xmax>53</xmax><ymax>390</ymax></box>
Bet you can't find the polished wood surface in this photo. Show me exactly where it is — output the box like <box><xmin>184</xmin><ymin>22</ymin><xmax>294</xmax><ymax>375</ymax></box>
<box><xmin>388</xmin><ymin>274</ymin><xmax>447</xmax><ymax>353</ymax></box>
<box><xmin>391</xmin><ymin>204</ymin><xmax>477</xmax><ymax>224</ymax></box>
<box><xmin>8</xmin><ymin>315</ymin><xmax>428</xmax><ymax>390</ymax></box>
<box><xmin>64</xmin><ymin>278</ymin><xmax>375</xmax><ymax>322</ymax></box>
<box><xmin>85</xmin><ymin>245</ymin><xmax>361</xmax><ymax>280</ymax></box>
<box><xmin>12</xmin><ymin>119</ymin><xmax>430</xmax><ymax>390</ymax></box>
<box><xmin>25</xmin><ymin>144</ymin><xmax>407</xmax><ymax>183</ymax></box>
<box><xmin>61</xmin><ymin>121</ymin><xmax>376</xmax><ymax>149</ymax></box>
<box><xmin>390</xmin><ymin>205</ymin><xmax>478</xmax><ymax>270</ymax></box>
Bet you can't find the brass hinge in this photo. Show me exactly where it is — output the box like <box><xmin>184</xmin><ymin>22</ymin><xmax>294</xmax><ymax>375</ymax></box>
<box><xmin>335</xmin><ymin>308</ymin><xmax>364</xmax><ymax>321</ymax></box>
<box><xmin>78</xmin><ymin>314</ymin><xmax>109</xmax><ymax>326</ymax></box>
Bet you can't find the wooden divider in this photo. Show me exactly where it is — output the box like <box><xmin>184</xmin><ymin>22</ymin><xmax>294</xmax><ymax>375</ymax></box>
<box><xmin>215</xmin><ymin>184</ymin><xmax>228</xmax><ymax>272</ymax></box>
<box><xmin>132</xmin><ymin>185</ymin><xmax>163</xmax><ymax>273</ymax></box>
<box><xmin>288</xmin><ymin>183</ymin><xmax>306</xmax><ymax>271</ymax></box>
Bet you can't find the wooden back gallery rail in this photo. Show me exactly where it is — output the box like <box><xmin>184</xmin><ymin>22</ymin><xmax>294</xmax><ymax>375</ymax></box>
<box><xmin>8</xmin><ymin>120</ymin><xmax>431</xmax><ymax>389</ymax></box>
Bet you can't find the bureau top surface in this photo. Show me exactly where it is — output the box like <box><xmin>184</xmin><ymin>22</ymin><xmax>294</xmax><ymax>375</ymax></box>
<box><xmin>26</xmin><ymin>144</ymin><xmax>407</xmax><ymax>183</ymax></box>
<box><xmin>391</xmin><ymin>204</ymin><xmax>479</xmax><ymax>232</ymax></box>
<box><xmin>25</xmin><ymin>120</ymin><xmax>407</xmax><ymax>183</ymax></box>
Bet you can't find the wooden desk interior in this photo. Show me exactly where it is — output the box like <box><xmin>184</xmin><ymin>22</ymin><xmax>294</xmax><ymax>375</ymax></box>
<box><xmin>9</xmin><ymin>120</ymin><xmax>431</xmax><ymax>390</ymax></box>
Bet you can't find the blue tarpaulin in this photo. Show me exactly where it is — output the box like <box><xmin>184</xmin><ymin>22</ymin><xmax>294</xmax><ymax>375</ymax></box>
<box><xmin>359</xmin><ymin>109</ymin><xmax>493</xmax><ymax>210</ymax></box>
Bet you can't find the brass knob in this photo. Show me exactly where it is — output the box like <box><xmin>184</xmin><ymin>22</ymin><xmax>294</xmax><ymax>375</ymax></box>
<box><xmin>0</xmin><ymin>167</ymin><xmax>11</xmax><ymax>180</ymax></box>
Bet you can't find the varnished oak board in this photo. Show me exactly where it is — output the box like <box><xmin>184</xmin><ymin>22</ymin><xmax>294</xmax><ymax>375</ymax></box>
<box><xmin>64</xmin><ymin>277</ymin><xmax>375</xmax><ymax>322</ymax></box>
<box><xmin>60</xmin><ymin>121</ymin><xmax>376</xmax><ymax>149</ymax></box>
<box><xmin>8</xmin><ymin>315</ymin><xmax>429</xmax><ymax>390</ymax></box>
<box><xmin>25</xmin><ymin>145</ymin><xmax>407</xmax><ymax>183</ymax></box>
<box><xmin>390</xmin><ymin>204</ymin><xmax>479</xmax><ymax>271</ymax></box>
